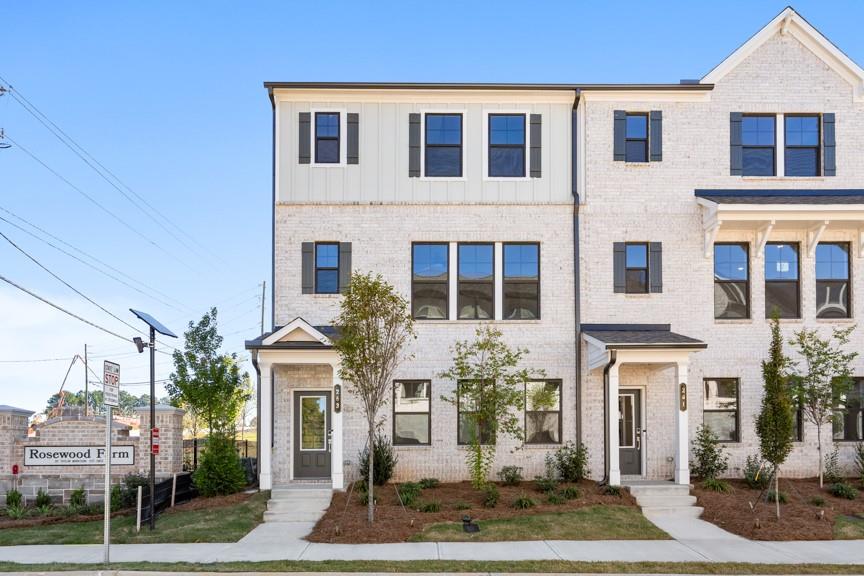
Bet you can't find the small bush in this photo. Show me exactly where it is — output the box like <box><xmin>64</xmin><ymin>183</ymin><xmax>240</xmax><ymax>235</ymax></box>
<box><xmin>855</xmin><ymin>442</ymin><xmax>864</xmax><ymax>485</ymax></box>
<box><xmin>512</xmin><ymin>493</ymin><xmax>536</xmax><ymax>509</ymax></box>
<box><xmin>829</xmin><ymin>482</ymin><xmax>858</xmax><ymax>500</ymax></box>
<box><xmin>417</xmin><ymin>500</ymin><xmax>441</xmax><ymax>513</ymax></box>
<box><xmin>809</xmin><ymin>495</ymin><xmax>826</xmax><ymax>507</ymax></box>
<box><xmin>547</xmin><ymin>493</ymin><xmax>565</xmax><ymax>505</ymax></box>
<box><xmin>551</xmin><ymin>441</ymin><xmax>590</xmax><ymax>482</ymax></box>
<box><xmin>824</xmin><ymin>445</ymin><xmax>843</xmax><ymax>485</ymax></box>
<box><xmin>534</xmin><ymin>475</ymin><xmax>558</xmax><ymax>494</ymax></box>
<box><xmin>121</xmin><ymin>473</ymin><xmax>148</xmax><ymax>507</ymax></box>
<box><xmin>454</xmin><ymin>501</ymin><xmax>471</xmax><ymax>510</ymax></box>
<box><xmin>691</xmin><ymin>425</ymin><xmax>729</xmax><ymax>480</ymax></box>
<box><xmin>497</xmin><ymin>466</ymin><xmax>523</xmax><ymax>486</ymax></box>
<box><xmin>357</xmin><ymin>489</ymin><xmax>370</xmax><ymax>506</ymax></box>
<box><xmin>397</xmin><ymin>482</ymin><xmax>422</xmax><ymax>508</ymax></box>
<box><xmin>766</xmin><ymin>489</ymin><xmax>788</xmax><ymax>504</ymax></box>
<box><xmin>418</xmin><ymin>477</ymin><xmax>440</xmax><ymax>490</ymax></box>
<box><xmin>110</xmin><ymin>484</ymin><xmax>123</xmax><ymax>512</ymax></box>
<box><xmin>36</xmin><ymin>503</ymin><xmax>54</xmax><ymax>516</ymax></box>
<box><xmin>482</xmin><ymin>484</ymin><xmax>499</xmax><ymax>508</ymax></box>
<box><xmin>743</xmin><ymin>454</ymin><xmax>772</xmax><ymax>490</ymax></box>
<box><xmin>5</xmin><ymin>489</ymin><xmax>22</xmax><ymax>509</ymax></box>
<box><xmin>36</xmin><ymin>488</ymin><xmax>53</xmax><ymax>508</ymax></box>
<box><xmin>6</xmin><ymin>504</ymin><xmax>25</xmax><ymax>520</ymax></box>
<box><xmin>561</xmin><ymin>485</ymin><xmax>580</xmax><ymax>500</ymax></box>
<box><xmin>702</xmin><ymin>478</ymin><xmax>731</xmax><ymax>493</ymax></box>
<box><xmin>193</xmin><ymin>434</ymin><xmax>247</xmax><ymax>496</ymax></box>
<box><xmin>358</xmin><ymin>434</ymin><xmax>398</xmax><ymax>487</ymax></box>
<box><xmin>68</xmin><ymin>487</ymin><xmax>86</xmax><ymax>511</ymax></box>
<box><xmin>602</xmin><ymin>484</ymin><xmax>622</xmax><ymax>497</ymax></box>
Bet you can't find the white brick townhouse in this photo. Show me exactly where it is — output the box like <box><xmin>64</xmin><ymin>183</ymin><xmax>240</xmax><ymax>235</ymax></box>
<box><xmin>248</xmin><ymin>7</ymin><xmax>864</xmax><ymax>490</ymax></box>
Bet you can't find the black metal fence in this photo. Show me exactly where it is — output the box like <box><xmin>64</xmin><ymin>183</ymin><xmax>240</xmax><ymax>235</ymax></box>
<box><xmin>140</xmin><ymin>472</ymin><xmax>197</xmax><ymax>524</ymax></box>
<box><xmin>183</xmin><ymin>438</ymin><xmax>258</xmax><ymax>470</ymax></box>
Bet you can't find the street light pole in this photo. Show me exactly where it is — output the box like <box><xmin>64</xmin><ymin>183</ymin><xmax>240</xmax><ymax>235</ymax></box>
<box><xmin>149</xmin><ymin>325</ymin><xmax>156</xmax><ymax>531</ymax></box>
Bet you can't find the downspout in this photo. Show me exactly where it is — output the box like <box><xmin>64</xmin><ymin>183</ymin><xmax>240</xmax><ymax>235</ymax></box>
<box><xmin>571</xmin><ymin>94</ymin><xmax>582</xmax><ymax>445</ymax></box>
<box><xmin>269</xmin><ymin>87</ymin><xmax>276</xmax><ymax>330</ymax></box>
<box><xmin>600</xmin><ymin>350</ymin><xmax>618</xmax><ymax>486</ymax></box>
<box><xmin>251</xmin><ymin>349</ymin><xmax>261</xmax><ymax>488</ymax></box>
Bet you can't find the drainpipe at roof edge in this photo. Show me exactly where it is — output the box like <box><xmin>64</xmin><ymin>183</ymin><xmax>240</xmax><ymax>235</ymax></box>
<box><xmin>251</xmin><ymin>349</ymin><xmax>261</xmax><ymax>488</ymax></box>
<box><xmin>269</xmin><ymin>90</ymin><xmax>276</xmax><ymax>330</ymax></box>
<box><xmin>571</xmin><ymin>98</ymin><xmax>582</xmax><ymax>447</ymax></box>
<box><xmin>600</xmin><ymin>350</ymin><xmax>618</xmax><ymax>486</ymax></box>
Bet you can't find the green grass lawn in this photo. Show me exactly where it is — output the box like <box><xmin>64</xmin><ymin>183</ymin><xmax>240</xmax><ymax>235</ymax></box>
<box><xmin>0</xmin><ymin>491</ymin><xmax>268</xmax><ymax>545</ymax></box>
<box><xmin>834</xmin><ymin>513</ymin><xmax>864</xmax><ymax>540</ymax></box>
<box><xmin>409</xmin><ymin>505</ymin><xmax>669</xmax><ymax>542</ymax></box>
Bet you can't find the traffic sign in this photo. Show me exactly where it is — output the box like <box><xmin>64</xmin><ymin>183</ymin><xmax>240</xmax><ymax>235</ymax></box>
<box><xmin>103</xmin><ymin>361</ymin><xmax>120</xmax><ymax>407</ymax></box>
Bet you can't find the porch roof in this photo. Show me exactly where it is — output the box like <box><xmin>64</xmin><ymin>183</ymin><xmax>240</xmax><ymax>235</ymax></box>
<box><xmin>245</xmin><ymin>319</ymin><xmax>339</xmax><ymax>350</ymax></box>
<box><xmin>582</xmin><ymin>324</ymin><xmax>707</xmax><ymax>350</ymax></box>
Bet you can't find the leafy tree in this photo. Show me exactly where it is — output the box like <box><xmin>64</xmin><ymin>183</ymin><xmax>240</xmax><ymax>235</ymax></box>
<box><xmin>788</xmin><ymin>325</ymin><xmax>857</xmax><ymax>487</ymax></box>
<box><xmin>167</xmin><ymin>308</ymin><xmax>251</xmax><ymax>437</ymax></box>
<box><xmin>332</xmin><ymin>272</ymin><xmax>415</xmax><ymax>523</ymax></box>
<box><xmin>193</xmin><ymin>433</ymin><xmax>247</xmax><ymax>496</ymax></box>
<box><xmin>756</xmin><ymin>316</ymin><xmax>794</xmax><ymax>519</ymax></box>
<box><xmin>440</xmin><ymin>326</ymin><xmax>542</xmax><ymax>489</ymax></box>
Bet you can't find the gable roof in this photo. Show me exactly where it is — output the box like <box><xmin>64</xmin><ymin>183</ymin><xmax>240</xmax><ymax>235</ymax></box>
<box><xmin>244</xmin><ymin>317</ymin><xmax>337</xmax><ymax>350</ymax></box>
<box><xmin>701</xmin><ymin>7</ymin><xmax>864</xmax><ymax>100</ymax></box>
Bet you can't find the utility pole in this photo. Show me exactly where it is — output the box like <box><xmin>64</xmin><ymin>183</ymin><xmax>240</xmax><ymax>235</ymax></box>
<box><xmin>148</xmin><ymin>326</ymin><xmax>156</xmax><ymax>530</ymax></box>
<box><xmin>84</xmin><ymin>344</ymin><xmax>89</xmax><ymax>416</ymax></box>
<box><xmin>260</xmin><ymin>281</ymin><xmax>266</xmax><ymax>334</ymax></box>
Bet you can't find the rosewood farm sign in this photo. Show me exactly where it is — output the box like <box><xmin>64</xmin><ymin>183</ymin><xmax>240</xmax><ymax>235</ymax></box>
<box><xmin>24</xmin><ymin>445</ymin><xmax>135</xmax><ymax>466</ymax></box>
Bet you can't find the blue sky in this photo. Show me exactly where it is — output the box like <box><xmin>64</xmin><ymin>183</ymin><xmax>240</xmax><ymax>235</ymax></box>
<box><xmin>1</xmin><ymin>1</ymin><xmax>862</xmax><ymax>412</ymax></box>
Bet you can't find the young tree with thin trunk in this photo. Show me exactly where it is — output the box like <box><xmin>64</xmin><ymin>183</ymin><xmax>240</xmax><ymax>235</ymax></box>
<box><xmin>789</xmin><ymin>325</ymin><xmax>857</xmax><ymax>487</ymax></box>
<box><xmin>755</xmin><ymin>315</ymin><xmax>794</xmax><ymax>519</ymax></box>
<box><xmin>332</xmin><ymin>272</ymin><xmax>414</xmax><ymax>523</ymax></box>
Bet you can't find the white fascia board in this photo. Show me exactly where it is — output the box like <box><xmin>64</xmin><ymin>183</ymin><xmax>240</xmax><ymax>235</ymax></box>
<box><xmin>261</xmin><ymin>317</ymin><xmax>332</xmax><ymax>346</ymax></box>
<box><xmin>273</xmin><ymin>89</ymin><xmax>576</xmax><ymax>105</ymax></box>
<box><xmin>579</xmin><ymin>90</ymin><xmax>710</xmax><ymax>103</ymax></box>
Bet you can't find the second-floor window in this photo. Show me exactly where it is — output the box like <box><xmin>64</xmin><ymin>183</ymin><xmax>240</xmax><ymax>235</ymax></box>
<box><xmin>488</xmin><ymin>114</ymin><xmax>525</xmax><ymax>177</ymax></box>
<box><xmin>412</xmin><ymin>243</ymin><xmax>448</xmax><ymax>320</ymax></box>
<box><xmin>458</xmin><ymin>243</ymin><xmax>494</xmax><ymax>319</ymax></box>
<box><xmin>625</xmin><ymin>113</ymin><xmax>648</xmax><ymax>162</ymax></box>
<box><xmin>625</xmin><ymin>243</ymin><xmax>649</xmax><ymax>293</ymax></box>
<box><xmin>315</xmin><ymin>242</ymin><xmax>339</xmax><ymax>294</ymax></box>
<box><xmin>742</xmin><ymin>115</ymin><xmax>776</xmax><ymax>176</ymax></box>
<box><xmin>503</xmin><ymin>243</ymin><xmax>539</xmax><ymax>319</ymax></box>
<box><xmin>816</xmin><ymin>242</ymin><xmax>850</xmax><ymax>319</ymax></box>
<box><xmin>784</xmin><ymin>115</ymin><xmax>820</xmax><ymax>177</ymax></box>
<box><xmin>765</xmin><ymin>242</ymin><xmax>799</xmax><ymax>318</ymax></box>
<box><xmin>425</xmin><ymin>113</ymin><xmax>462</xmax><ymax>177</ymax></box>
<box><xmin>315</xmin><ymin>112</ymin><xmax>340</xmax><ymax>164</ymax></box>
<box><xmin>714</xmin><ymin>243</ymin><xmax>749</xmax><ymax>319</ymax></box>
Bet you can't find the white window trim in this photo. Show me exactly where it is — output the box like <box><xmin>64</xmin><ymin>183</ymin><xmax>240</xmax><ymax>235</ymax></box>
<box><xmin>740</xmin><ymin>112</ymin><xmax>828</xmax><ymax>179</ymax></box>
<box><xmin>420</xmin><ymin>109</ymin><xmax>468</xmax><ymax>181</ymax></box>
<box><xmin>310</xmin><ymin>108</ymin><xmax>348</xmax><ymax>167</ymax></box>
<box><xmin>482</xmin><ymin>110</ymin><xmax>533</xmax><ymax>181</ymax></box>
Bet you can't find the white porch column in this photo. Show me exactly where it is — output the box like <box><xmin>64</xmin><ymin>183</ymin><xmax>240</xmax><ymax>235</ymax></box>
<box><xmin>674</xmin><ymin>361</ymin><xmax>690</xmax><ymax>485</ymax></box>
<box><xmin>608</xmin><ymin>361</ymin><xmax>621</xmax><ymax>486</ymax></box>
<box><xmin>331</xmin><ymin>362</ymin><xmax>344</xmax><ymax>490</ymax></box>
<box><xmin>258</xmin><ymin>360</ymin><xmax>273</xmax><ymax>490</ymax></box>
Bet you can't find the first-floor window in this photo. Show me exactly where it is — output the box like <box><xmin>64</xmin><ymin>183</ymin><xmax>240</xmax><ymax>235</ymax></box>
<box><xmin>625</xmin><ymin>243</ymin><xmax>649</xmax><ymax>293</ymax></box>
<box><xmin>765</xmin><ymin>242</ymin><xmax>799</xmax><ymax>318</ymax></box>
<box><xmin>703</xmin><ymin>378</ymin><xmax>739</xmax><ymax>442</ymax></box>
<box><xmin>457</xmin><ymin>380</ymin><xmax>494</xmax><ymax>445</ymax></box>
<box><xmin>834</xmin><ymin>378</ymin><xmax>864</xmax><ymax>442</ymax></box>
<box><xmin>525</xmin><ymin>380</ymin><xmax>561</xmax><ymax>444</ymax></box>
<box><xmin>315</xmin><ymin>242</ymin><xmax>339</xmax><ymax>294</ymax></box>
<box><xmin>393</xmin><ymin>380</ymin><xmax>431</xmax><ymax>445</ymax></box>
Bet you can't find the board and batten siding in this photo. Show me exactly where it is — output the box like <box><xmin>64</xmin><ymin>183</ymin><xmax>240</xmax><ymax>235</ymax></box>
<box><xmin>274</xmin><ymin>90</ymin><xmax>574</xmax><ymax>204</ymax></box>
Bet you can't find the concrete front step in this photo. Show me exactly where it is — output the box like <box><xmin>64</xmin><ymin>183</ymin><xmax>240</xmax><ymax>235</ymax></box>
<box><xmin>262</xmin><ymin>510</ymin><xmax>326</xmax><ymax>523</ymax></box>
<box><xmin>271</xmin><ymin>488</ymin><xmax>332</xmax><ymax>499</ymax></box>
<box><xmin>634</xmin><ymin>494</ymin><xmax>698</xmax><ymax>508</ymax></box>
<box><xmin>267</xmin><ymin>499</ymin><xmax>332</xmax><ymax>512</ymax></box>
<box><xmin>641</xmin><ymin>505</ymin><xmax>704</xmax><ymax>518</ymax></box>
<box><xmin>627</xmin><ymin>483</ymin><xmax>691</xmax><ymax>497</ymax></box>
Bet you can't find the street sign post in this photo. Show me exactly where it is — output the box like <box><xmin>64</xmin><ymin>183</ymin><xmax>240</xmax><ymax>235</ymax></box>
<box><xmin>102</xmin><ymin>360</ymin><xmax>120</xmax><ymax>564</ymax></box>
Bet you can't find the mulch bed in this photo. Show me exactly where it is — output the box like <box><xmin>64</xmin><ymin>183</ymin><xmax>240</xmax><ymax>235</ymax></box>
<box><xmin>694</xmin><ymin>478</ymin><xmax>864</xmax><ymax>540</ymax></box>
<box><xmin>308</xmin><ymin>479</ymin><xmax>636</xmax><ymax>543</ymax></box>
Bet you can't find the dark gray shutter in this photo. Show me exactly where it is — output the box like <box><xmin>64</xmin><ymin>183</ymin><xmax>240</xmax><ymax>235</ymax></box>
<box><xmin>649</xmin><ymin>110</ymin><xmax>663</xmax><ymax>162</ymax></box>
<box><xmin>823</xmin><ymin>113</ymin><xmax>836</xmax><ymax>176</ymax></box>
<box><xmin>409</xmin><ymin>113</ymin><xmax>421</xmax><ymax>177</ymax></box>
<box><xmin>529</xmin><ymin>114</ymin><xmax>542</xmax><ymax>178</ymax></box>
<box><xmin>730</xmin><ymin>112</ymin><xmax>743</xmax><ymax>175</ymax></box>
<box><xmin>649</xmin><ymin>242</ymin><xmax>663</xmax><ymax>293</ymax></box>
<box><xmin>347</xmin><ymin>113</ymin><xmax>359</xmax><ymax>165</ymax></box>
<box><xmin>613</xmin><ymin>243</ymin><xmax>626</xmax><ymax>293</ymax></box>
<box><xmin>613</xmin><ymin>110</ymin><xmax>626</xmax><ymax>161</ymax></box>
<box><xmin>299</xmin><ymin>112</ymin><xmax>311</xmax><ymax>164</ymax></box>
<box><xmin>301</xmin><ymin>242</ymin><xmax>314</xmax><ymax>294</ymax></box>
<box><xmin>338</xmin><ymin>242</ymin><xmax>352</xmax><ymax>294</ymax></box>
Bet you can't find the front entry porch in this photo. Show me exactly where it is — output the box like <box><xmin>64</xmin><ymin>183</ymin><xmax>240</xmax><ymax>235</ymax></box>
<box><xmin>583</xmin><ymin>324</ymin><xmax>707</xmax><ymax>486</ymax></box>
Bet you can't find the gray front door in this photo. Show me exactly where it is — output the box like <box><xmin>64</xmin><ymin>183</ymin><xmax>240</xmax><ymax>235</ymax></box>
<box><xmin>293</xmin><ymin>391</ymin><xmax>332</xmax><ymax>478</ymax></box>
<box><xmin>619</xmin><ymin>389</ymin><xmax>642</xmax><ymax>475</ymax></box>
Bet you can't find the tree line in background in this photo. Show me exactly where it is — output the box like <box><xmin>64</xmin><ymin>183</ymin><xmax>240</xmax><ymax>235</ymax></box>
<box><xmin>44</xmin><ymin>389</ymin><xmax>169</xmax><ymax>417</ymax></box>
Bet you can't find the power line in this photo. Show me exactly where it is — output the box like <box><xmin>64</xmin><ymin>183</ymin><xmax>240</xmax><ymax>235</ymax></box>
<box><xmin>0</xmin><ymin>356</ymin><xmax>76</xmax><ymax>364</ymax></box>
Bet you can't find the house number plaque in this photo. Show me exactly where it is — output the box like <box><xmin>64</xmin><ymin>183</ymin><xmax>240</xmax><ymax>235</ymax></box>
<box><xmin>334</xmin><ymin>384</ymin><xmax>342</xmax><ymax>413</ymax></box>
<box><xmin>679</xmin><ymin>383</ymin><xmax>687</xmax><ymax>412</ymax></box>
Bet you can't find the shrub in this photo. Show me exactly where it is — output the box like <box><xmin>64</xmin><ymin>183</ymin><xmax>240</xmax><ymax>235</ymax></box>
<box><xmin>512</xmin><ymin>493</ymin><xmax>536</xmax><ymax>509</ymax></box>
<box><xmin>829</xmin><ymin>482</ymin><xmax>858</xmax><ymax>500</ymax></box>
<box><xmin>561</xmin><ymin>485</ymin><xmax>580</xmax><ymax>500</ymax></box>
<box><xmin>110</xmin><ymin>485</ymin><xmax>123</xmax><ymax>512</ymax></box>
<box><xmin>358</xmin><ymin>434</ymin><xmax>398</xmax><ymax>487</ymax></box>
<box><xmin>766</xmin><ymin>489</ymin><xmax>788</xmax><ymax>504</ymax></box>
<box><xmin>357</xmin><ymin>488</ymin><xmax>370</xmax><ymax>506</ymax></box>
<box><xmin>121</xmin><ymin>473</ymin><xmax>149</xmax><ymax>507</ymax></box>
<box><xmin>497</xmin><ymin>466</ymin><xmax>523</xmax><ymax>486</ymax></box>
<box><xmin>547</xmin><ymin>493</ymin><xmax>565</xmax><ymax>505</ymax></box>
<box><xmin>193</xmin><ymin>434</ymin><xmax>247</xmax><ymax>496</ymax></box>
<box><xmin>824</xmin><ymin>445</ymin><xmax>843</xmax><ymax>484</ymax></box>
<box><xmin>809</xmin><ymin>495</ymin><xmax>826</xmax><ymax>507</ymax></box>
<box><xmin>418</xmin><ymin>478</ymin><xmax>440</xmax><ymax>490</ymax></box>
<box><xmin>551</xmin><ymin>442</ymin><xmax>590</xmax><ymax>482</ymax></box>
<box><xmin>417</xmin><ymin>500</ymin><xmax>441</xmax><ymax>513</ymax></box>
<box><xmin>534</xmin><ymin>475</ymin><xmax>558</xmax><ymax>494</ymax></box>
<box><xmin>691</xmin><ymin>425</ymin><xmax>729</xmax><ymax>480</ymax></box>
<box><xmin>396</xmin><ymin>482</ymin><xmax>422</xmax><ymax>508</ymax></box>
<box><xmin>5</xmin><ymin>489</ymin><xmax>22</xmax><ymax>509</ymax></box>
<box><xmin>6</xmin><ymin>504</ymin><xmax>25</xmax><ymax>519</ymax></box>
<box><xmin>743</xmin><ymin>454</ymin><xmax>772</xmax><ymax>489</ymax></box>
<box><xmin>855</xmin><ymin>443</ymin><xmax>864</xmax><ymax>485</ymax></box>
<box><xmin>36</xmin><ymin>488</ymin><xmax>53</xmax><ymax>508</ymax></box>
<box><xmin>68</xmin><ymin>487</ymin><xmax>86</xmax><ymax>511</ymax></box>
<box><xmin>454</xmin><ymin>501</ymin><xmax>471</xmax><ymax>511</ymax></box>
<box><xmin>702</xmin><ymin>478</ymin><xmax>731</xmax><ymax>493</ymax></box>
<box><xmin>36</xmin><ymin>503</ymin><xmax>54</xmax><ymax>516</ymax></box>
<box><xmin>482</xmin><ymin>484</ymin><xmax>499</xmax><ymax>508</ymax></box>
<box><xmin>602</xmin><ymin>484</ymin><xmax>622</xmax><ymax>497</ymax></box>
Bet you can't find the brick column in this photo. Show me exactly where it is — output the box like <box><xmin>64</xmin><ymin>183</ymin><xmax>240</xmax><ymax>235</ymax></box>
<box><xmin>135</xmin><ymin>405</ymin><xmax>185</xmax><ymax>478</ymax></box>
<box><xmin>0</xmin><ymin>406</ymin><xmax>34</xmax><ymax>495</ymax></box>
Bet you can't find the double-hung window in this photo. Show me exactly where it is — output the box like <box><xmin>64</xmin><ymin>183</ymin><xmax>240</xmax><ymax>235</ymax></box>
<box><xmin>314</xmin><ymin>112</ymin><xmax>340</xmax><ymax>164</ymax></box>
<box><xmin>784</xmin><ymin>115</ymin><xmax>820</xmax><ymax>177</ymax></box>
<box><xmin>834</xmin><ymin>378</ymin><xmax>864</xmax><ymax>442</ymax></box>
<box><xmin>314</xmin><ymin>243</ymin><xmax>339</xmax><ymax>294</ymax></box>
<box><xmin>412</xmin><ymin>243</ymin><xmax>448</xmax><ymax>319</ymax></box>
<box><xmin>742</xmin><ymin>115</ymin><xmax>776</xmax><ymax>176</ymax></box>
<box><xmin>624</xmin><ymin>113</ymin><xmax>648</xmax><ymax>162</ymax></box>
<box><xmin>425</xmin><ymin>114</ymin><xmax>462</xmax><ymax>177</ymax></box>
<box><xmin>488</xmin><ymin>114</ymin><xmax>525</xmax><ymax>177</ymax></box>
<box><xmin>525</xmin><ymin>380</ymin><xmax>561</xmax><ymax>444</ymax></box>
<box><xmin>714</xmin><ymin>243</ymin><xmax>749</xmax><ymax>319</ymax></box>
<box><xmin>458</xmin><ymin>243</ymin><xmax>494</xmax><ymax>319</ymax></box>
<box><xmin>703</xmin><ymin>378</ymin><xmax>739</xmax><ymax>442</ymax></box>
<box><xmin>393</xmin><ymin>380</ymin><xmax>431</xmax><ymax>446</ymax></box>
<box><xmin>765</xmin><ymin>243</ymin><xmax>800</xmax><ymax>318</ymax></box>
<box><xmin>625</xmin><ymin>243</ymin><xmax>649</xmax><ymax>293</ymax></box>
<box><xmin>816</xmin><ymin>242</ymin><xmax>850</xmax><ymax>319</ymax></box>
<box><xmin>503</xmin><ymin>243</ymin><xmax>539</xmax><ymax>319</ymax></box>
<box><xmin>457</xmin><ymin>380</ymin><xmax>494</xmax><ymax>445</ymax></box>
